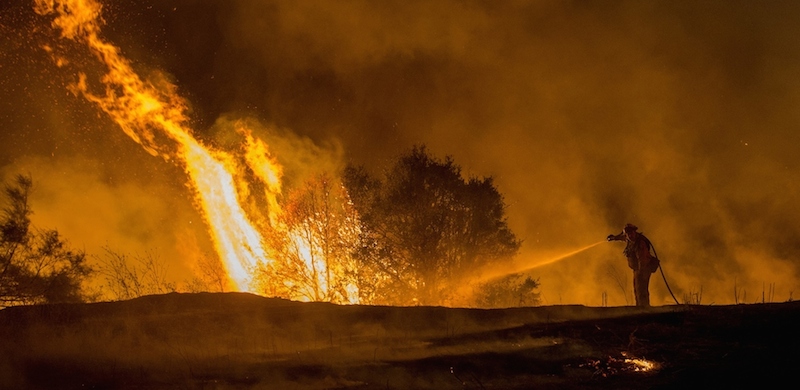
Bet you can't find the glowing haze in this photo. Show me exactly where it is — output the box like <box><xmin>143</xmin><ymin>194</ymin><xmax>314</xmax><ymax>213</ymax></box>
<box><xmin>2</xmin><ymin>0</ymin><xmax>800</xmax><ymax>305</ymax></box>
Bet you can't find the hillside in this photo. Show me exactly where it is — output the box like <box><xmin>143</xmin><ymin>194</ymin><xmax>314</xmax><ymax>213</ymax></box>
<box><xmin>1</xmin><ymin>293</ymin><xmax>798</xmax><ymax>389</ymax></box>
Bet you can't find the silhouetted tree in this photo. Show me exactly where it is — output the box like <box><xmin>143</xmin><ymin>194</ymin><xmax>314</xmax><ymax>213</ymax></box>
<box><xmin>344</xmin><ymin>145</ymin><xmax>521</xmax><ymax>305</ymax></box>
<box><xmin>0</xmin><ymin>174</ymin><xmax>92</xmax><ymax>307</ymax></box>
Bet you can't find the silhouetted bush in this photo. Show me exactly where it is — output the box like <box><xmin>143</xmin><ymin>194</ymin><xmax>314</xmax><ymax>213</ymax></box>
<box><xmin>0</xmin><ymin>174</ymin><xmax>92</xmax><ymax>307</ymax></box>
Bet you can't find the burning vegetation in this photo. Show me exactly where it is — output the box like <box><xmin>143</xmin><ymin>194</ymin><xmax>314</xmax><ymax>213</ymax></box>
<box><xmin>4</xmin><ymin>2</ymin><xmax>800</xmax><ymax>388</ymax></box>
<box><xmin>2</xmin><ymin>0</ymin><xmax>526</xmax><ymax>308</ymax></box>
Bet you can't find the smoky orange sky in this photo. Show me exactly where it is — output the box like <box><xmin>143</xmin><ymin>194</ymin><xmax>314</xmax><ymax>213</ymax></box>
<box><xmin>2</xmin><ymin>0</ymin><xmax>799</xmax><ymax>306</ymax></box>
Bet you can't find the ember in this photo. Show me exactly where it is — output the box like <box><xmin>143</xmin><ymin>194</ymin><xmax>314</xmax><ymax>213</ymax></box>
<box><xmin>581</xmin><ymin>352</ymin><xmax>659</xmax><ymax>378</ymax></box>
<box><xmin>621</xmin><ymin>351</ymin><xmax>658</xmax><ymax>372</ymax></box>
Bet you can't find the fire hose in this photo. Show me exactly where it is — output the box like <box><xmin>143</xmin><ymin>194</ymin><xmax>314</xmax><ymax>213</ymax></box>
<box><xmin>642</xmin><ymin>236</ymin><xmax>680</xmax><ymax>305</ymax></box>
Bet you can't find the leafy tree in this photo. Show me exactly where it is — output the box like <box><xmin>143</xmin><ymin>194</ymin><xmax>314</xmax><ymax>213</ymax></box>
<box><xmin>0</xmin><ymin>174</ymin><xmax>92</xmax><ymax>307</ymax></box>
<box><xmin>344</xmin><ymin>145</ymin><xmax>521</xmax><ymax>305</ymax></box>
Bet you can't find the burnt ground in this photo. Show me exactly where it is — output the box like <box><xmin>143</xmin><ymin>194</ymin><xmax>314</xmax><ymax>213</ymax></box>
<box><xmin>1</xmin><ymin>293</ymin><xmax>798</xmax><ymax>389</ymax></box>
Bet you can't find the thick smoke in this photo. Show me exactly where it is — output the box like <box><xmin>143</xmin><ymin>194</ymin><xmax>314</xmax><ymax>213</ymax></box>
<box><xmin>2</xmin><ymin>0</ymin><xmax>799</xmax><ymax>305</ymax></box>
<box><xmin>0</xmin><ymin>155</ymin><xmax>211</xmax><ymax>292</ymax></box>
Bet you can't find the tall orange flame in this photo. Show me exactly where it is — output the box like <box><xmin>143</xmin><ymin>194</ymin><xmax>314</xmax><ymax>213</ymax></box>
<box><xmin>34</xmin><ymin>0</ymin><xmax>277</xmax><ymax>291</ymax></box>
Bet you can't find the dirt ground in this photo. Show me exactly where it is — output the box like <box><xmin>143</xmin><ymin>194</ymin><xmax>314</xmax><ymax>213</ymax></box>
<box><xmin>1</xmin><ymin>292</ymin><xmax>798</xmax><ymax>389</ymax></box>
